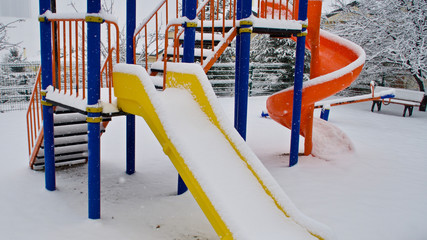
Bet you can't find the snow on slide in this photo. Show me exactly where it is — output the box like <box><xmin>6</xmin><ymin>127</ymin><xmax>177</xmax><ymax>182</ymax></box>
<box><xmin>113</xmin><ymin>63</ymin><xmax>334</xmax><ymax>240</ymax></box>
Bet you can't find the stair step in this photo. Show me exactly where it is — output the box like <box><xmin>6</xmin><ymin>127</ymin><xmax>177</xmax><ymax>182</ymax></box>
<box><xmin>54</xmin><ymin>112</ymin><xmax>87</xmax><ymax>126</ymax></box>
<box><xmin>33</xmin><ymin>154</ymin><xmax>87</xmax><ymax>170</ymax></box>
<box><xmin>37</xmin><ymin>143</ymin><xmax>88</xmax><ymax>158</ymax></box>
<box><xmin>53</xmin><ymin>123</ymin><xmax>105</xmax><ymax>138</ymax></box>
<box><xmin>41</xmin><ymin>135</ymin><xmax>88</xmax><ymax>148</ymax></box>
<box><xmin>179</xmin><ymin>32</ymin><xmax>222</xmax><ymax>46</ymax></box>
<box><xmin>166</xmin><ymin>47</ymin><xmax>213</xmax><ymax>59</ymax></box>
<box><xmin>54</xmin><ymin>106</ymin><xmax>75</xmax><ymax>114</ymax></box>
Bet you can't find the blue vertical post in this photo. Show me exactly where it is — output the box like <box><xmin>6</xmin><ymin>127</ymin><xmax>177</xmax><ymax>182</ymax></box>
<box><xmin>39</xmin><ymin>0</ymin><xmax>55</xmax><ymax>191</ymax></box>
<box><xmin>320</xmin><ymin>105</ymin><xmax>330</xmax><ymax>121</ymax></box>
<box><xmin>126</xmin><ymin>0</ymin><xmax>136</xmax><ymax>175</ymax></box>
<box><xmin>87</xmin><ymin>0</ymin><xmax>101</xmax><ymax>219</ymax></box>
<box><xmin>289</xmin><ymin>0</ymin><xmax>308</xmax><ymax>167</ymax></box>
<box><xmin>234</xmin><ymin>0</ymin><xmax>252</xmax><ymax>140</ymax></box>
<box><xmin>177</xmin><ymin>0</ymin><xmax>197</xmax><ymax>195</ymax></box>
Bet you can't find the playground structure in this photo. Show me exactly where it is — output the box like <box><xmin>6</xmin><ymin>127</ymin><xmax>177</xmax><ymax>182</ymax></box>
<box><xmin>26</xmin><ymin>0</ymin><xmax>366</xmax><ymax>239</ymax></box>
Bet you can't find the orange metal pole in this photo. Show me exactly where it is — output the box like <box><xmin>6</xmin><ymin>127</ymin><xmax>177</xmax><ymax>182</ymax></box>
<box><xmin>56</xmin><ymin>22</ymin><xmax>61</xmax><ymax>91</ymax></box>
<box><xmin>75</xmin><ymin>20</ymin><xmax>79</xmax><ymax>97</ymax></box>
<box><xmin>303</xmin><ymin>0</ymin><xmax>323</xmax><ymax>156</ymax></box>
<box><xmin>63</xmin><ymin>21</ymin><xmax>67</xmax><ymax>94</ymax></box>
<box><xmin>201</xmin><ymin>8</ymin><xmax>205</xmax><ymax>65</ymax></box>
<box><xmin>156</xmin><ymin>12</ymin><xmax>159</xmax><ymax>60</ymax></box>
<box><xmin>82</xmin><ymin>22</ymin><xmax>86</xmax><ymax>99</ymax></box>
<box><xmin>272</xmin><ymin>0</ymin><xmax>275</xmax><ymax>19</ymax></box>
<box><xmin>145</xmin><ymin>27</ymin><xmax>148</xmax><ymax>70</ymax></box>
<box><xmin>222</xmin><ymin>0</ymin><xmax>225</xmax><ymax>37</ymax></box>
<box><xmin>69</xmin><ymin>21</ymin><xmax>73</xmax><ymax>95</ymax></box>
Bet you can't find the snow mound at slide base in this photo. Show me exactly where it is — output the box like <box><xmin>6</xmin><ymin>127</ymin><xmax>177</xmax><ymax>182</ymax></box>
<box><xmin>311</xmin><ymin>118</ymin><xmax>354</xmax><ymax>159</ymax></box>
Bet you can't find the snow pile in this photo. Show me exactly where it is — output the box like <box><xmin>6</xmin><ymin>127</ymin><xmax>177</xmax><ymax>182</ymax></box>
<box><xmin>311</xmin><ymin>118</ymin><xmax>354</xmax><ymax>159</ymax></box>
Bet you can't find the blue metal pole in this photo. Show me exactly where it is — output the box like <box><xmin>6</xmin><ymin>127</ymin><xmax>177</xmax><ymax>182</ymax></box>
<box><xmin>39</xmin><ymin>0</ymin><xmax>55</xmax><ymax>191</ymax></box>
<box><xmin>177</xmin><ymin>0</ymin><xmax>197</xmax><ymax>195</ymax></box>
<box><xmin>289</xmin><ymin>0</ymin><xmax>308</xmax><ymax>167</ymax></box>
<box><xmin>234</xmin><ymin>0</ymin><xmax>252</xmax><ymax>140</ymax></box>
<box><xmin>126</xmin><ymin>0</ymin><xmax>136</xmax><ymax>175</ymax></box>
<box><xmin>87</xmin><ymin>0</ymin><xmax>101</xmax><ymax>219</ymax></box>
<box><xmin>182</xmin><ymin>0</ymin><xmax>196</xmax><ymax>63</ymax></box>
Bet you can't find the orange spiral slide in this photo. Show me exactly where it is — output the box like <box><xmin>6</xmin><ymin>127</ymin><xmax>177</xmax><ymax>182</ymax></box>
<box><xmin>266</xmin><ymin>0</ymin><xmax>366</xmax><ymax>155</ymax></box>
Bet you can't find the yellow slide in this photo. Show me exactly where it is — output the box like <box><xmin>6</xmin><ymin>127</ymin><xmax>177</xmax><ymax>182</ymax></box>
<box><xmin>113</xmin><ymin>63</ymin><xmax>334</xmax><ymax>240</ymax></box>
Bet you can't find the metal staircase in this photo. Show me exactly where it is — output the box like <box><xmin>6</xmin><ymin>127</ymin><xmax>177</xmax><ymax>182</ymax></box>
<box><xmin>133</xmin><ymin>0</ymin><xmax>303</xmax><ymax>85</ymax></box>
<box><xmin>26</xmin><ymin>15</ymin><xmax>119</xmax><ymax>170</ymax></box>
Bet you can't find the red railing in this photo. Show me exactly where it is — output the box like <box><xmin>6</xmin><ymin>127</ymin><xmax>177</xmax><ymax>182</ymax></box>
<box><xmin>50</xmin><ymin>17</ymin><xmax>120</xmax><ymax>99</ymax></box>
<box><xmin>100</xmin><ymin>47</ymin><xmax>116</xmax><ymax>103</ymax></box>
<box><xmin>133</xmin><ymin>0</ymin><xmax>173</xmax><ymax>70</ymax></box>
<box><xmin>26</xmin><ymin>16</ymin><xmax>120</xmax><ymax>168</ymax></box>
<box><xmin>257</xmin><ymin>0</ymin><xmax>296</xmax><ymax>20</ymax></box>
<box><xmin>133</xmin><ymin>0</ymin><xmax>238</xmax><ymax>72</ymax></box>
<box><xmin>26</xmin><ymin>69</ymin><xmax>43</xmax><ymax>168</ymax></box>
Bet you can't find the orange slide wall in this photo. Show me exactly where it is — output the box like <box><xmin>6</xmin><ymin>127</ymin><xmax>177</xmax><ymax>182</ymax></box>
<box><xmin>265</xmin><ymin>0</ymin><xmax>366</xmax><ymax>155</ymax></box>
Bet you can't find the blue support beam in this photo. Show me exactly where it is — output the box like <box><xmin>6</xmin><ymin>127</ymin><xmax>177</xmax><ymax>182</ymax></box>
<box><xmin>126</xmin><ymin>0</ymin><xmax>136</xmax><ymax>175</ymax></box>
<box><xmin>87</xmin><ymin>0</ymin><xmax>101</xmax><ymax>219</ymax></box>
<box><xmin>177</xmin><ymin>0</ymin><xmax>197</xmax><ymax>195</ymax></box>
<box><xmin>289</xmin><ymin>0</ymin><xmax>308</xmax><ymax>167</ymax></box>
<box><xmin>39</xmin><ymin>0</ymin><xmax>55</xmax><ymax>191</ymax></box>
<box><xmin>234</xmin><ymin>0</ymin><xmax>252</xmax><ymax>140</ymax></box>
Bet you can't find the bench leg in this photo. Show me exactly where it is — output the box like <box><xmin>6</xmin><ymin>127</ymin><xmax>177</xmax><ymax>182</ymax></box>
<box><xmin>403</xmin><ymin>105</ymin><xmax>413</xmax><ymax>117</ymax></box>
<box><xmin>371</xmin><ymin>101</ymin><xmax>382</xmax><ymax>112</ymax></box>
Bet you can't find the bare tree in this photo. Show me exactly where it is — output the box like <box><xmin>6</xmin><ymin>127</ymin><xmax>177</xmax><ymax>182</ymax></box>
<box><xmin>324</xmin><ymin>0</ymin><xmax>426</xmax><ymax>93</ymax></box>
<box><xmin>0</xmin><ymin>20</ymin><xmax>24</xmax><ymax>52</ymax></box>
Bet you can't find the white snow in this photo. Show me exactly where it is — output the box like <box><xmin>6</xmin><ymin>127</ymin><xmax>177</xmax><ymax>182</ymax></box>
<box><xmin>45</xmin><ymin>86</ymin><xmax>119</xmax><ymax>114</ymax></box>
<box><xmin>1</xmin><ymin>94</ymin><xmax>427</xmax><ymax>239</ymax></box>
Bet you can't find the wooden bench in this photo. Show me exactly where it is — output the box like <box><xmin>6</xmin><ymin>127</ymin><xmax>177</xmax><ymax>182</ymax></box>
<box><xmin>371</xmin><ymin>86</ymin><xmax>425</xmax><ymax>117</ymax></box>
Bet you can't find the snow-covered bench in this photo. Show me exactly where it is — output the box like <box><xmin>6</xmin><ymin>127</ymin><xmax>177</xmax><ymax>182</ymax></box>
<box><xmin>371</xmin><ymin>85</ymin><xmax>425</xmax><ymax>117</ymax></box>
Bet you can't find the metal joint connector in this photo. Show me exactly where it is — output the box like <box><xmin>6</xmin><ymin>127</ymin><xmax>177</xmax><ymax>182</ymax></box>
<box><xmin>85</xmin><ymin>16</ymin><xmax>104</xmax><ymax>23</ymax></box>
<box><xmin>86</xmin><ymin>106</ymin><xmax>103</xmax><ymax>113</ymax></box>
<box><xmin>86</xmin><ymin>117</ymin><xmax>103</xmax><ymax>123</ymax></box>
<box><xmin>38</xmin><ymin>16</ymin><xmax>47</xmax><ymax>22</ymax></box>
<box><xmin>239</xmin><ymin>28</ymin><xmax>253</xmax><ymax>34</ymax></box>
<box><xmin>296</xmin><ymin>32</ymin><xmax>308</xmax><ymax>37</ymax></box>
<box><xmin>185</xmin><ymin>22</ymin><xmax>198</xmax><ymax>28</ymax></box>
<box><xmin>239</xmin><ymin>20</ymin><xmax>253</xmax><ymax>26</ymax></box>
<box><xmin>41</xmin><ymin>100</ymin><xmax>52</xmax><ymax>106</ymax></box>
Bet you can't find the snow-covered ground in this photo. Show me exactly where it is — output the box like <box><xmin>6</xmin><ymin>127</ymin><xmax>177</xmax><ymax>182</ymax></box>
<box><xmin>0</xmin><ymin>96</ymin><xmax>426</xmax><ymax>240</ymax></box>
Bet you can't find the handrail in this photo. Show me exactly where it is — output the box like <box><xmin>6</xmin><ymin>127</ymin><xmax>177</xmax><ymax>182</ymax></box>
<box><xmin>50</xmin><ymin>17</ymin><xmax>119</xmax><ymax>99</ymax></box>
<box><xmin>26</xmin><ymin>68</ymin><xmax>43</xmax><ymax>166</ymax></box>
<box><xmin>133</xmin><ymin>0</ymin><xmax>170</xmax><ymax>69</ymax></box>
<box><xmin>164</xmin><ymin>0</ymin><xmax>237</xmax><ymax>73</ymax></box>
<box><xmin>26</xmin><ymin>17</ymin><xmax>120</xmax><ymax>168</ymax></box>
<box><xmin>257</xmin><ymin>0</ymin><xmax>294</xmax><ymax>20</ymax></box>
<box><xmin>100</xmin><ymin>47</ymin><xmax>116</xmax><ymax>103</ymax></box>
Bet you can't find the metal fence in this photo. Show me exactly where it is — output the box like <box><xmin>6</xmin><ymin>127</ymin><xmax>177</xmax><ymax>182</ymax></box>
<box><xmin>0</xmin><ymin>62</ymin><xmax>40</xmax><ymax>112</ymax></box>
<box><xmin>207</xmin><ymin>62</ymin><xmax>296</xmax><ymax>96</ymax></box>
<box><xmin>0</xmin><ymin>61</ymin><xmax>298</xmax><ymax>112</ymax></box>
